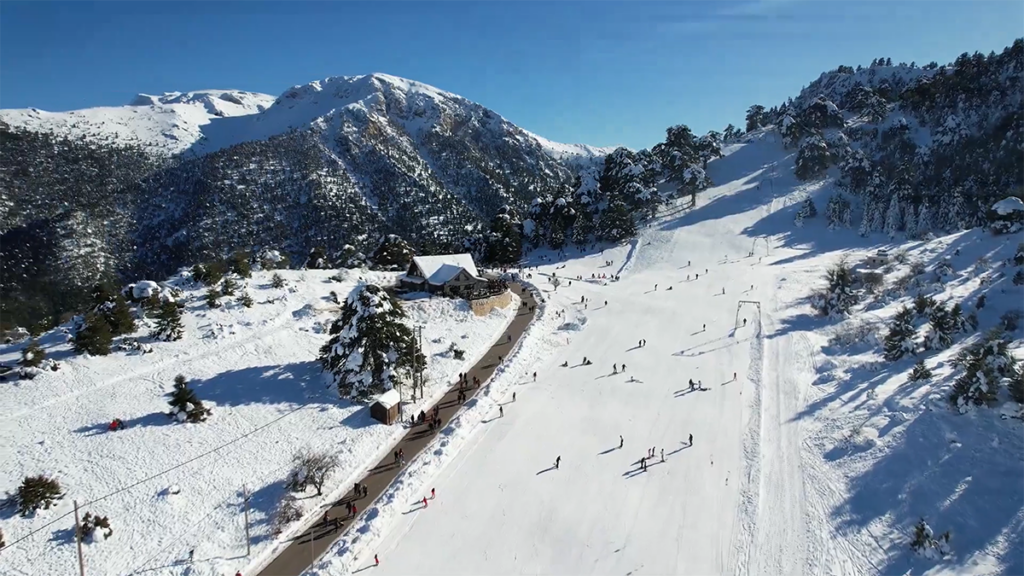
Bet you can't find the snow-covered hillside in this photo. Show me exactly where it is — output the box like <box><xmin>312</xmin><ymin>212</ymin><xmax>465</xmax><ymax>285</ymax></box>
<box><xmin>297</xmin><ymin>129</ymin><xmax>1022</xmax><ymax>576</ymax></box>
<box><xmin>0</xmin><ymin>268</ymin><xmax>518</xmax><ymax>576</ymax></box>
<box><xmin>0</xmin><ymin>90</ymin><xmax>275</xmax><ymax>154</ymax></box>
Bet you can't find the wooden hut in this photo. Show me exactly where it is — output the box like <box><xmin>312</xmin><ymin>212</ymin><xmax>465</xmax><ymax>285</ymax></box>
<box><xmin>370</xmin><ymin>389</ymin><xmax>401</xmax><ymax>425</ymax></box>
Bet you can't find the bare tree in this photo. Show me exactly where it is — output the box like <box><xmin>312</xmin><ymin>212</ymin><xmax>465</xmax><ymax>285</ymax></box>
<box><xmin>289</xmin><ymin>450</ymin><xmax>339</xmax><ymax>496</ymax></box>
<box><xmin>272</xmin><ymin>494</ymin><xmax>302</xmax><ymax>535</ymax></box>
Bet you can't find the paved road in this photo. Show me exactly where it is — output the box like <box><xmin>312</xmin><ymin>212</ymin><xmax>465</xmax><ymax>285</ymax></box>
<box><xmin>258</xmin><ymin>283</ymin><xmax>538</xmax><ymax>576</ymax></box>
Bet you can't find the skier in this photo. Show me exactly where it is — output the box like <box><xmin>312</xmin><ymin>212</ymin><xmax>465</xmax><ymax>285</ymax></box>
<box><xmin>605</xmin><ymin>300</ymin><xmax>608</xmax><ymax>306</ymax></box>
<box><xmin>619</xmin><ymin>435</ymin><xmax>624</xmax><ymax>449</ymax></box>
<box><xmin>533</xmin><ymin>372</ymin><xmax>537</xmax><ymax>381</ymax></box>
<box><xmin>375</xmin><ymin>554</ymin><xmax>380</xmax><ymax>566</ymax></box>
<box><xmin>188</xmin><ymin>549</ymin><xmax>195</xmax><ymax>564</ymax></box>
<box><xmin>743</xmin><ymin>318</ymin><xmax>748</xmax><ymax>327</ymax></box>
<box><xmin>613</xmin><ymin>363</ymin><xmax>618</xmax><ymax>374</ymax></box>
<box><xmin>431</xmin><ymin>488</ymin><xmax>436</xmax><ymax>499</ymax></box>
<box><xmin>689</xmin><ymin>433</ymin><xmax>693</xmax><ymax>445</ymax></box>
<box><xmin>422</xmin><ymin>497</ymin><xmax>429</xmax><ymax>508</ymax></box>
<box><xmin>654</xmin><ymin>284</ymin><xmax>658</xmax><ymax>291</ymax></box>
<box><xmin>555</xmin><ymin>456</ymin><xmax>561</xmax><ymax>469</ymax></box>
<box><xmin>622</xmin><ymin>364</ymin><xmax>626</xmax><ymax>371</ymax></box>
<box><xmin>661</xmin><ymin>448</ymin><xmax>664</xmax><ymax>462</ymax></box>
<box><xmin>722</xmin><ymin>287</ymin><xmax>725</xmax><ymax>295</ymax></box>
<box><xmin>499</xmin><ymin>405</ymin><xmax>504</xmax><ymax>418</ymax></box>
<box><xmin>641</xmin><ymin>456</ymin><xmax>647</xmax><ymax>471</ymax></box>
<box><xmin>513</xmin><ymin>392</ymin><xmax>517</xmax><ymax>402</ymax></box>
<box><xmin>638</xmin><ymin>339</ymin><xmax>642</xmax><ymax>348</ymax></box>
<box><xmin>733</xmin><ymin>372</ymin><xmax>737</xmax><ymax>380</ymax></box>
<box><xmin>561</xmin><ymin>361</ymin><xmax>569</xmax><ymax>367</ymax></box>
<box><xmin>703</xmin><ymin>323</ymin><xmax>706</xmax><ymax>331</ymax></box>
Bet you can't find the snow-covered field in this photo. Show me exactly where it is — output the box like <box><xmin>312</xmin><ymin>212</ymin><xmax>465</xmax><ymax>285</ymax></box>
<box><xmin>302</xmin><ymin>131</ymin><xmax>1023</xmax><ymax>576</ymax></box>
<box><xmin>0</xmin><ymin>269</ymin><xmax>518</xmax><ymax>576</ymax></box>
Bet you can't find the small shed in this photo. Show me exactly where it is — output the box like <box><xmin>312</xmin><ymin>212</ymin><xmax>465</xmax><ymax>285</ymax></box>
<box><xmin>863</xmin><ymin>249</ymin><xmax>890</xmax><ymax>268</ymax></box>
<box><xmin>370</xmin><ymin>389</ymin><xmax>402</xmax><ymax>425</ymax></box>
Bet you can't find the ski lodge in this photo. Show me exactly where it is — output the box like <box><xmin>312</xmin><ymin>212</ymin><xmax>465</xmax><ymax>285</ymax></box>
<box><xmin>399</xmin><ymin>254</ymin><xmax>487</xmax><ymax>297</ymax></box>
<box><xmin>370</xmin><ymin>389</ymin><xmax>401</xmax><ymax>425</ymax></box>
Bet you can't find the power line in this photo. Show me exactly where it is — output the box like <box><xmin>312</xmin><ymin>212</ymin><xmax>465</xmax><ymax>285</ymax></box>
<box><xmin>1</xmin><ymin>401</ymin><xmax>311</xmax><ymax>554</ymax></box>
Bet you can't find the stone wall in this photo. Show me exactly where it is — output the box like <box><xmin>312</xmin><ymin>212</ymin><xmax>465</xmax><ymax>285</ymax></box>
<box><xmin>470</xmin><ymin>290</ymin><xmax>513</xmax><ymax>317</ymax></box>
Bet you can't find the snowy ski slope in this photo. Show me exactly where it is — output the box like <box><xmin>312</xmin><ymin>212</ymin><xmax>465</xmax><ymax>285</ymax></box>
<box><xmin>300</xmin><ymin>132</ymin><xmax>822</xmax><ymax>575</ymax></box>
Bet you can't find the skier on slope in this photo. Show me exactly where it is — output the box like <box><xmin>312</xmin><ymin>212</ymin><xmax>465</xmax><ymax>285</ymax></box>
<box><xmin>555</xmin><ymin>456</ymin><xmax>561</xmax><ymax>469</ymax></box>
<box><xmin>613</xmin><ymin>363</ymin><xmax>618</xmax><ymax>374</ymax></box>
<box><xmin>619</xmin><ymin>435</ymin><xmax>624</xmax><ymax>449</ymax></box>
<box><xmin>689</xmin><ymin>433</ymin><xmax>693</xmax><ymax>445</ymax></box>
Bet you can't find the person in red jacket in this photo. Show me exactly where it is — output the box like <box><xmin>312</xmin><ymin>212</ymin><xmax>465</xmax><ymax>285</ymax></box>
<box><xmin>431</xmin><ymin>488</ymin><xmax>435</xmax><ymax>499</ymax></box>
<box><xmin>422</xmin><ymin>497</ymin><xmax>428</xmax><ymax>508</ymax></box>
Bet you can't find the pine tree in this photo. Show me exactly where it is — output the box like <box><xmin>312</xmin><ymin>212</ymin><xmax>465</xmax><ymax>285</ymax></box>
<box><xmin>825</xmin><ymin>193</ymin><xmax>852</xmax><ymax>230</ymax></box>
<box><xmin>220</xmin><ymin>277</ymin><xmax>238</xmax><ymax>296</ymax></box>
<box><xmin>230</xmin><ymin>251</ymin><xmax>252</xmax><ymax>278</ymax></box>
<box><xmin>14</xmin><ymin>475</ymin><xmax>63</xmax><ymax>516</ymax></box>
<box><xmin>104</xmin><ymin>295</ymin><xmax>136</xmax><ymax>336</ymax></box>
<box><xmin>73</xmin><ymin>312</ymin><xmax>112</xmax><ymax>356</ymax></box>
<box><xmin>885</xmin><ymin>195</ymin><xmax>903</xmax><ymax>238</ymax></box>
<box><xmin>19</xmin><ymin>338</ymin><xmax>46</xmax><ymax>368</ymax></box>
<box><xmin>903</xmin><ymin>204</ymin><xmax>918</xmax><ymax>239</ymax></box>
<box><xmin>1014</xmin><ymin>269</ymin><xmax>1024</xmax><ymax>286</ymax></box>
<box><xmin>271</xmin><ymin>273</ymin><xmax>286</xmax><ymax>289</ymax></box>
<box><xmin>908</xmin><ymin>358</ymin><xmax>933</xmax><ymax>382</ymax></box>
<box><xmin>319</xmin><ymin>284</ymin><xmax>421</xmax><ymax>401</ymax></box>
<box><xmin>206</xmin><ymin>288</ymin><xmax>222</xmax><ymax>308</ymax></box>
<box><xmin>949</xmin><ymin>302</ymin><xmax>970</xmax><ymax>333</ymax></box>
<box><xmin>925</xmin><ymin>302</ymin><xmax>956</xmax><ymax>350</ymax></box>
<box><xmin>949</xmin><ymin>329</ymin><xmax>1019</xmax><ymax>411</ymax></box>
<box><xmin>597</xmin><ymin>199</ymin><xmax>636</xmax><ymax>242</ymax></box>
<box><xmin>814</xmin><ymin>258</ymin><xmax>859</xmax><ymax>317</ymax></box>
<box><xmin>151</xmin><ymin>300</ymin><xmax>184</xmax><ymax>341</ymax></box>
<box><xmin>795</xmin><ymin>136</ymin><xmax>830</xmax><ymax>180</ymax></box>
<box><xmin>916</xmin><ymin>205</ymin><xmax>933</xmax><ymax>237</ymax></box>
<box><xmin>913</xmin><ymin>293</ymin><xmax>935</xmax><ymax>317</ymax></box>
<box><xmin>166</xmin><ymin>374</ymin><xmax>211</xmax><ymax>423</ymax></box>
<box><xmin>883</xmin><ymin>306</ymin><xmax>917</xmax><ymax>361</ymax></box>
<box><xmin>801</xmin><ymin>197</ymin><xmax>818</xmax><ymax>218</ymax></box>
<box><xmin>486</xmin><ymin>207</ymin><xmax>523</xmax><ymax>265</ymax></box>
<box><xmin>1014</xmin><ymin>242</ymin><xmax>1024</xmax><ymax>267</ymax></box>
<box><xmin>371</xmin><ymin>235</ymin><xmax>415</xmax><ymax>269</ymax></box>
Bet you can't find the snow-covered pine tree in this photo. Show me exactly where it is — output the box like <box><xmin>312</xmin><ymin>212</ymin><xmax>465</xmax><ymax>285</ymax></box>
<box><xmin>319</xmin><ymin>283</ymin><xmax>420</xmax><ymax>401</ymax></box>
<box><xmin>271</xmin><ymin>273</ymin><xmax>286</xmax><ymax>289</ymax></box>
<box><xmin>910</xmin><ymin>518</ymin><xmax>951</xmax><ymax>560</ymax></box>
<box><xmin>916</xmin><ymin>204</ymin><xmax>933</xmax><ymax>238</ymax></box>
<box><xmin>904</xmin><ymin>204</ymin><xmax>918</xmax><ymax>239</ymax></box>
<box><xmin>925</xmin><ymin>302</ymin><xmax>956</xmax><ymax>350</ymax></box>
<box><xmin>884</xmin><ymin>195</ymin><xmax>904</xmax><ymax>238</ymax></box>
<box><xmin>794</xmin><ymin>211</ymin><xmax>805</xmax><ymax>227</ymax></box>
<box><xmin>19</xmin><ymin>338</ymin><xmax>46</xmax><ymax>368</ymax></box>
<box><xmin>883</xmin><ymin>306</ymin><xmax>917</xmax><ymax>361</ymax></box>
<box><xmin>813</xmin><ymin>258</ymin><xmax>859</xmax><ymax>318</ymax></box>
<box><xmin>205</xmin><ymin>288</ymin><xmax>222</xmax><ymax>309</ymax></box>
<box><xmin>597</xmin><ymin>199</ymin><xmax>636</xmax><ymax>242</ymax></box>
<box><xmin>795</xmin><ymin>135</ymin><xmax>830</xmax><ymax>180</ymax></box>
<box><xmin>151</xmin><ymin>300</ymin><xmax>184</xmax><ymax>341</ymax></box>
<box><xmin>800</xmin><ymin>197</ymin><xmax>818</xmax><ymax>218</ymax></box>
<box><xmin>73</xmin><ymin>312</ymin><xmax>112</xmax><ymax>356</ymax></box>
<box><xmin>371</xmin><ymin>234</ymin><xmax>415</xmax><ymax>270</ymax></box>
<box><xmin>103</xmin><ymin>294</ymin><xmax>135</xmax><ymax>336</ymax></box>
<box><xmin>949</xmin><ymin>328</ymin><xmax>1020</xmax><ymax>412</ymax></box>
<box><xmin>824</xmin><ymin>193</ymin><xmax>852</xmax><ymax>230</ymax></box>
<box><xmin>486</xmin><ymin>206</ymin><xmax>523</xmax><ymax>265</ymax></box>
<box><xmin>166</xmin><ymin>374</ymin><xmax>211</xmax><ymax>423</ymax></box>
<box><xmin>229</xmin><ymin>251</ymin><xmax>252</xmax><ymax>278</ymax></box>
<box><xmin>908</xmin><ymin>358</ymin><xmax>933</xmax><ymax>382</ymax></box>
<box><xmin>220</xmin><ymin>277</ymin><xmax>238</xmax><ymax>297</ymax></box>
<box><xmin>1014</xmin><ymin>242</ymin><xmax>1024</xmax><ymax>267</ymax></box>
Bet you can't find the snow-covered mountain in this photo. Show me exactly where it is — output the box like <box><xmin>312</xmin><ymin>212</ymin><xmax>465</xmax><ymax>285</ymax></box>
<box><xmin>0</xmin><ymin>90</ymin><xmax>275</xmax><ymax>154</ymax></box>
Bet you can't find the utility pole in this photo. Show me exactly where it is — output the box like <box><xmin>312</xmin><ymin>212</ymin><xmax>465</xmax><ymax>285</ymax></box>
<box><xmin>242</xmin><ymin>485</ymin><xmax>251</xmax><ymax>556</ymax></box>
<box><xmin>73</xmin><ymin>500</ymin><xmax>86</xmax><ymax>576</ymax></box>
<box><xmin>417</xmin><ymin>326</ymin><xmax>424</xmax><ymax>398</ymax></box>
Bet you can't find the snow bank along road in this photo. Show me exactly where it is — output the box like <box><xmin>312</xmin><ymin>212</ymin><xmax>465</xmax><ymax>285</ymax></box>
<box><xmin>341</xmin><ymin>147</ymin><xmax>823</xmax><ymax>576</ymax></box>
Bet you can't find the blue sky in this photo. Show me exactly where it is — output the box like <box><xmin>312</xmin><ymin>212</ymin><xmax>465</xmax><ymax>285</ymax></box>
<box><xmin>1</xmin><ymin>1</ymin><xmax>1021</xmax><ymax>150</ymax></box>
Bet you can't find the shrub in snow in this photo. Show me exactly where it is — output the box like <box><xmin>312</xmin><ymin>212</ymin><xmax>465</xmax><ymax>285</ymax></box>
<box><xmin>1001</xmin><ymin>310</ymin><xmax>1023</xmax><ymax>332</ymax></box>
<box><xmin>73</xmin><ymin>312</ymin><xmax>113</xmax><ymax>356</ymax></box>
<box><xmin>1013</xmin><ymin>269</ymin><xmax>1024</xmax><ymax>286</ymax></box>
<box><xmin>371</xmin><ymin>234</ymin><xmax>415</xmax><ymax>270</ymax></box>
<box><xmin>861</xmin><ymin>271</ymin><xmax>884</xmax><ymax>294</ymax></box>
<box><xmin>319</xmin><ymin>283</ymin><xmax>422</xmax><ymax>401</ymax></box>
<box><xmin>78</xmin><ymin>512</ymin><xmax>113</xmax><ymax>542</ymax></box>
<box><xmin>220</xmin><ymin>277</ymin><xmax>239</xmax><ymax>297</ymax></box>
<box><xmin>910</xmin><ymin>518</ymin><xmax>951</xmax><ymax>560</ymax></box>
<box><xmin>286</xmin><ymin>450</ymin><xmax>339</xmax><ymax>496</ymax></box>
<box><xmin>151</xmin><ymin>300</ymin><xmax>184</xmax><ymax>341</ymax></box>
<box><xmin>813</xmin><ymin>258</ymin><xmax>859</xmax><ymax>318</ymax></box>
<box><xmin>329</xmin><ymin>291</ymin><xmax>340</xmax><ymax>304</ymax></box>
<box><xmin>976</xmin><ymin>294</ymin><xmax>986</xmax><ymax>310</ymax></box>
<box><xmin>259</xmin><ymin>249</ymin><xmax>289</xmax><ymax>271</ymax></box>
<box><xmin>166</xmin><ymin>374</ymin><xmax>211</xmax><ymax>423</ymax></box>
<box><xmin>11</xmin><ymin>474</ymin><xmax>63</xmax><ymax>516</ymax></box>
<box><xmin>798</xmin><ymin>197</ymin><xmax>817</xmax><ymax>219</ymax></box>
<box><xmin>272</xmin><ymin>494</ymin><xmax>302</xmax><ymax>534</ymax></box>
<box><xmin>229</xmin><ymin>251</ymin><xmax>252</xmax><ymax>278</ymax></box>
<box><xmin>987</xmin><ymin>197</ymin><xmax>1024</xmax><ymax>235</ymax></box>
<box><xmin>192</xmin><ymin>261</ymin><xmax>227</xmax><ymax>285</ymax></box>
<box><xmin>446</xmin><ymin>342</ymin><xmax>466</xmax><ymax>360</ymax></box>
<box><xmin>271</xmin><ymin>273</ymin><xmax>286</xmax><ymax>289</ymax></box>
<box><xmin>205</xmin><ymin>288</ymin><xmax>222</xmax><ymax>309</ymax></box>
<box><xmin>114</xmin><ymin>338</ymin><xmax>152</xmax><ymax>355</ymax></box>
<box><xmin>908</xmin><ymin>359</ymin><xmax>933</xmax><ymax>383</ymax></box>
<box><xmin>883</xmin><ymin>306</ymin><xmax>917</xmax><ymax>361</ymax></box>
<box><xmin>1015</xmin><ymin>242</ymin><xmax>1024</xmax><ymax>267</ymax></box>
<box><xmin>19</xmin><ymin>338</ymin><xmax>46</xmax><ymax>368</ymax></box>
<box><xmin>826</xmin><ymin>319</ymin><xmax>881</xmax><ymax>349</ymax></box>
<box><xmin>237</xmin><ymin>292</ymin><xmax>254</xmax><ymax>308</ymax></box>
<box><xmin>949</xmin><ymin>329</ymin><xmax>1020</xmax><ymax>412</ymax></box>
<box><xmin>304</xmin><ymin>246</ymin><xmax>331</xmax><ymax>270</ymax></box>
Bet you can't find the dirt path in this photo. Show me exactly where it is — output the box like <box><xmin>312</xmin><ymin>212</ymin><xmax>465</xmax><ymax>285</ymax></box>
<box><xmin>257</xmin><ymin>284</ymin><xmax>538</xmax><ymax>576</ymax></box>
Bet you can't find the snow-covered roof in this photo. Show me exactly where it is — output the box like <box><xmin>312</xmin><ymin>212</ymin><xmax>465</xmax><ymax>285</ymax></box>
<box><xmin>410</xmin><ymin>254</ymin><xmax>480</xmax><ymax>284</ymax></box>
<box><xmin>375</xmin><ymin>389</ymin><xmax>401</xmax><ymax>410</ymax></box>
<box><xmin>992</xmin><ymin>197</ymin><xmax>1024</xmax><ymax>215</ymax></box>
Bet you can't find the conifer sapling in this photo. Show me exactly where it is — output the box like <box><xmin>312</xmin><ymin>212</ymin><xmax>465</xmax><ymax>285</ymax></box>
<box><xmin>19</xmin><ymin>338</ymin><xmax>46</xmax><ymax>368</ymax></box>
